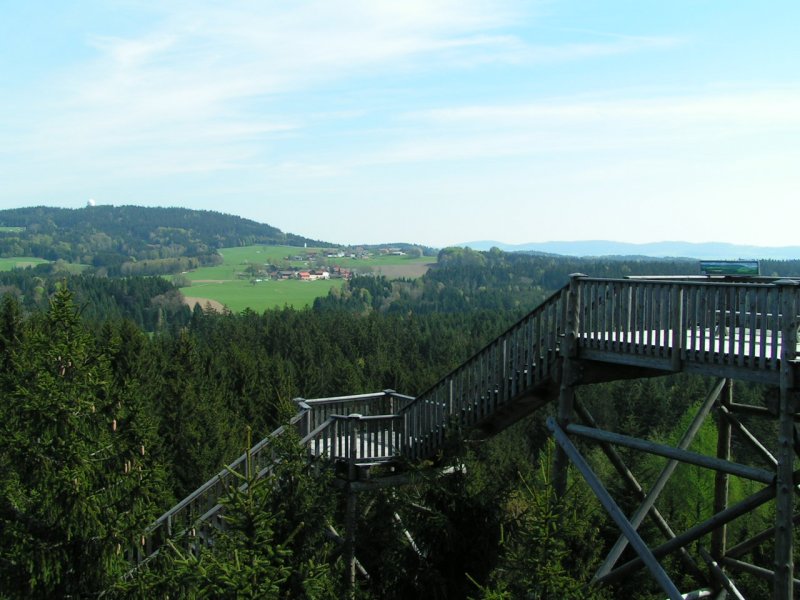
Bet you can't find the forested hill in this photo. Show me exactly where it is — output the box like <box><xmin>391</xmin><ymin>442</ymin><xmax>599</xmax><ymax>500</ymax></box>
<box><xmin>0</xmin><ymin>205</ymin><xmax>322</xmax><ymax>274</ymax></box>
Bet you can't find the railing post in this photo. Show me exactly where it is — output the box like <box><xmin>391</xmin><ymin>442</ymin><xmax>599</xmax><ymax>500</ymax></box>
<box><xmin>775</xmin><ymin>280</ymin><xmax>798</xmax><ymax>600</ymax></box>
<box><xmin>348</xmin><ymin>414</ymin><xmax>361</xmax><ymax>482</ymax></box>
<box><xmin>553</xmin><ymin>273</ymin><xmax>584</xmax><ymax>498</ymax></box>
<box><xmin>294</xmin><ymin>398</ymin><xmax>311</xmax><ymax>437</ymax></box>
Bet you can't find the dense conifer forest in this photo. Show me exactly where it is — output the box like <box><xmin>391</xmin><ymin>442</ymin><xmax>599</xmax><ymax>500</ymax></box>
<box><xmin>1</xmin><ymin>208</ymin><xmax>796</xmax><ymax>598</ymax></box>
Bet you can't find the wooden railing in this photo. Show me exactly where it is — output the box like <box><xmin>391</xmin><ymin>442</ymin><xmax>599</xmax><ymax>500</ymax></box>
<box><xmin>295</xmin><ymin>390</ymin><xmax>415</xmax><ymax>438</ymax></box>
<box><xmin>136</xmin><ymin>391</ymin><xmax>413</xmax><ymax>564</ymax></box>
<box><xmin>135</xmin><ymin>408</ymin><xmax>312</xmax><ymax>562</ymax></box>
<box><xmin>304</xmin><ymin>413</ymin><xmax>404</xmax><ymax>465</ymax></box>
<box><xmin>398</xmin><ymin>286</ymin><xmax>569</xmax><ymax>461</ymax></box>
<box><xmin>576</xmin><ymin>277</ymin><xmax>800</xmax><ymax>374</ymax></box>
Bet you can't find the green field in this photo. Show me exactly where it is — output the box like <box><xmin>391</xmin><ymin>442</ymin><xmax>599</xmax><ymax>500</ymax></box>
<box><xmin>0</xmin><ymin>257</ymin><xmax>49</xmax><ymax>271</ymax></box>
<box><xmin>181</xmin><ymin>245</ymin><xmax>435</xmax><ymax>312</ymax></box>
<box><xmin>0</xmin><ymin>258</ymin><xmax>90</xmax><ymax>274</ymax></box>
<box><xmin>184</xmin><ymin>278</ymin><xmax>345</xmax><ymax>312</ymax></box>
<box><xmin>0</xmin><ymin>227</ymin><xmax>25</xmax><ymax>233</ymax></box>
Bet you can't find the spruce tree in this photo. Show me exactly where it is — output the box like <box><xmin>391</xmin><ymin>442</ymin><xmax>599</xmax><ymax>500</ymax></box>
<box><xmin>0</xmin><ymin>287</ymin><xmax>162</xmax><ymax>597</ymax></box>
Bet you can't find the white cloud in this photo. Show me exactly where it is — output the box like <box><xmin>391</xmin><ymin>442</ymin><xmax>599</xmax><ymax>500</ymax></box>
<box><xmin>5</xmin><ymin>0</ymin><xmax>686</xmax><ymax>173</ymax></box>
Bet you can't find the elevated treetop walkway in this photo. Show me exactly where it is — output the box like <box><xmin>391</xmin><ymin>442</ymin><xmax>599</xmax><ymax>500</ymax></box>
<box><xmin>139</xmin><ymin>274</ymin><xmax>800</xmax><ymax>600</ymax></box>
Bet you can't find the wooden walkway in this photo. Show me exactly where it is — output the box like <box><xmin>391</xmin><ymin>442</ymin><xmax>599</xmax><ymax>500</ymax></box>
<box><xmin>135</xmin><ymin>275</ymin><xmax>800</xmax><ymax>599</ymax></box>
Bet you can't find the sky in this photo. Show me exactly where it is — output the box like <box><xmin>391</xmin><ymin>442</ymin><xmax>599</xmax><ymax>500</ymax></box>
<box><xmin>1</xmin><ymin>1</ymin><xmax>798</xmax><ymax>248</ymax></box>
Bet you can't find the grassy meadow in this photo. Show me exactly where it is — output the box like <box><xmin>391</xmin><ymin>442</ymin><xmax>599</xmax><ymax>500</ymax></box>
<box><xmin>180</xmin><ymin>245</ymin><xmax>436</xmax><ymax>312</ymax></box>
<box><xmin>0</xmin><ymin>257</ymin><xmax>50</xmax><ymax>271</ymax></box>
<box><xmin>185</xmin><ymin>278</ymin><xmax>344</xmax><ymax>312</ymax></box>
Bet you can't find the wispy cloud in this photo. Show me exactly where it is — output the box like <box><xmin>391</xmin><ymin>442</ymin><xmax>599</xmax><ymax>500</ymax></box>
<box><xmin>409</xmin><ymin>88</ymin><xmax>800</xmax><ymax>127</ymax></box>
<box><xmin>352</xmin><ymin>87</ymin><xmax>800</xmax><ymax>165</ymax></box>
<box><xmin>2</xmin><ymin>0</ymin><xmax>685</xmax><ymax>179</ymax></box>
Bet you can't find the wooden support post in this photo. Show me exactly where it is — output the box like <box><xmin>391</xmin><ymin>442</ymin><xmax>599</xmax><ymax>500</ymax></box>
<box><xmin>345</xmin><ymin>414</ymin><xmax>361</xmax><ymax>597</ymax></box>
<box><xmin>712</xmin><ymin>379</ymin><xmax>733</xmax><ymax>560</ymax></box>
<box><xmin>344</xmin><ymin>484</ymin><xmax>358</xmax><ymax>597</ymax></box>
<box><xmin>775</xmin><ymin>280</ymin><xmax>798</xmax><ymax>600</ymax></box>
<box><xmin>553</xmin><ymin>273</ymin><xmax>583</xmax><ymax>498</ymax></box>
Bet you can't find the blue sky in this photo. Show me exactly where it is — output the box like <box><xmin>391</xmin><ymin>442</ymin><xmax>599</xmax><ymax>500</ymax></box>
<box><xmin>1</xmin><ymin>1</ymin><xmax>798</xmax><ymax>248</ymax></box>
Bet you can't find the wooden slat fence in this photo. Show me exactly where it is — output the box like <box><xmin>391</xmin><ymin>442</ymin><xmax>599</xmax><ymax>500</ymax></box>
<box><xmin>576</xmin><ymin>277</ymin><xmax>799</xmax><ymax>373</ymax></box>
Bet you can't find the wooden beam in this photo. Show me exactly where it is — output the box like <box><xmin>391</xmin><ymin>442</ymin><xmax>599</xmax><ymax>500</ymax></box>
<box><xmin>596</xmin><ymin>483</ymin><xmax>779</xmax><ymax>586</ymax></box>
<box><xmin>594</xmin><ymin>378</ymin><xmax>724</xmax><ymax>579</ymax></box>
<box><xmin>565</xmin><ymin>423</ymin><xmax>775</xmax><ymax>484</ymax></box>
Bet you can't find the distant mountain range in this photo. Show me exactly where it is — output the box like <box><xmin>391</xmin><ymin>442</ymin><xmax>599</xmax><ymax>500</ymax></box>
<box><xmin>458</xmin><ymin>240</ymin><xmax>800</xmax><ymax>260</ymax></box>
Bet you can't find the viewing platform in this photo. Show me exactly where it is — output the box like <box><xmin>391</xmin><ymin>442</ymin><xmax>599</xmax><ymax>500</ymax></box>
<box><xmin>137</xmin><ymin>274</ymin><xmax>800</xmax><ymax>600</ymax></box>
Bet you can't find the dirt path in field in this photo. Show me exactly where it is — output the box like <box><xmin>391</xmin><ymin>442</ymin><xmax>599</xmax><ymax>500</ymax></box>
<box><xmin>183</xmin><ymin>296</ymin><xmax>226</xmax><ymax>313</ymax></box>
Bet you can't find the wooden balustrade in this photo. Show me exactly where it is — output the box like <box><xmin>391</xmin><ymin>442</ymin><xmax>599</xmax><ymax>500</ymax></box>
<box><xmin>576</xmin><ymin>277</ymin><xmax>799</xmax><ymax>376</ymax></box>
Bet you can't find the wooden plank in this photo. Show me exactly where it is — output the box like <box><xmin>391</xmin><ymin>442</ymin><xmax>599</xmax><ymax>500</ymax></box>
<box><xmin>672</xmin><ymin>285</ymin><xmax>684</xmax><ymax>367</ymax></box>
<box><xmin>728</xmin><ymin>286</ymin><xmax>737</xmax><ymax>361</ymax></box>
<box><xmin>626</xmin><ymin>284</ymin><xmax>633</xmax><ymax>351</ymax></box>
<box><xmin>691</xmin><ymin>285</ymin><xmax>701</xmax><ymax>357</ymax></box>
<box><xmin>613</xmin><ymin>282</ymin><xmax>621</xmax><ymax>353</ymax></box>
<box><xmin>525</xmin><ymin>314</ymin><xmax>533</xmax><ymax>388</ymax></box>
<box><xmin>600</xmin><ymin>283</ymin><xmax>609</xmax><ymax>351</ymax></box>
<box><xmin>592</xmin><ymin>281</ymin><xmax>600</xmax><ymax>347</ymax></box>
<box><xmin>642</xmin><ymin>284</ymin><xmax>650</xmax><ymax>354</ymax></box>
<box><xmin>584</xmin><ymin>282</ymin><xmax>593</xmax><ymax>347</ymax></box>
<box><xmin>647</xmin><ymin>284</ymin><xmax>656</xmax><ymax>355</ymax></box>
<box><xmin>659</xmin><ymin>284</ymin><xmax>668</xmax><ymax>356</ymax></box>
<box><xmin>698</xmin><ymin>285</ymin><xmax>708</xmax><ymax>363</ymax></box>
<box><xmin>737</xmin><ymin>287</ymin><xmax>746</xmax><ymax>367</ymax></box>
<box><xmin>606</xmin><ymin>283</ymin><xmax>615</xmax><ymax>352</ymax></box>
<box><xmin>543</xmin><ymin>305</ymin><xmax>552</xmax><ymax>376</ymax></box>
<box><xmin>714</xmin><ymin>287</ymin><xmax>724</xmax><ymax>362</ymax></box>
<box><xmin>718</xmin><ymin>288</ymin><xmax>727</xmax><ymax>361</ymax></box>
<box><xmin>624</xmin><ymin>284</ymin><xmax>633</xmax><ymax>352</ymax></box>
<box><xmin>533</xmin><ymin>310</ymin><xmax>542</xmax><ymax>383</ymax></box>
<box><xmin>750</xmin><ymin>288</ymin><xmax>769</xmax><ymax>369</ymax></box>
<box><xmin>639</xmin><ymin>284</ymin><xmax>646</xmax><ymax>352</ymax></box>
<box><xmin>769</xmin><ymin>288</ymin><xmax>779</xmax><ymax>368</ymax></box>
